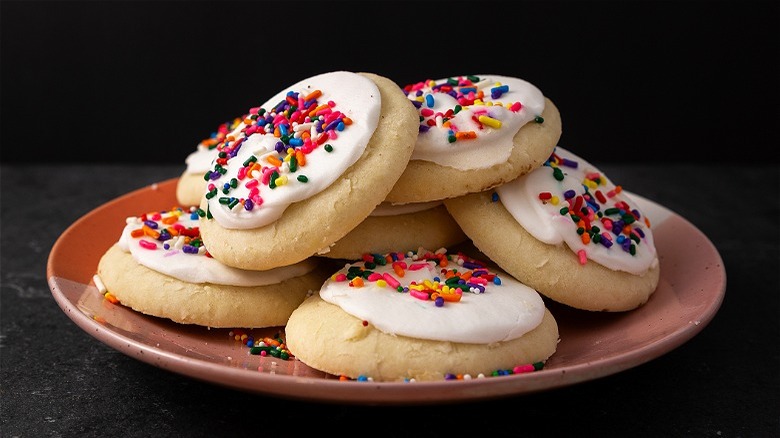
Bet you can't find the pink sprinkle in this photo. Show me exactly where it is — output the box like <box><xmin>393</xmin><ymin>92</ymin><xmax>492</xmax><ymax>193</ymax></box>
<box><xmin>577</xmin><ymin>249</ymin><xmax>587</xmax><ymax>265</ymax></box>
<box><xmin>245</xmin><ymin>125</ymin><xmax>258</xmax><ymax>135</ymax></box>
<box><xmin>409</xmin><ymin>289</ymin><xmax>429</xmax><ymax>301</ymax></box>
<box><xmin>367</xmin><ymin>273</ymin><xmax>383</xmax><ymax>282</ymax></box>
<box><xmin>237</xmin><ymin>167</ymin><xmax>247</xmax><ymax>179</ymax></box>
<box><xmin>139</xmin><ymin>239</ymin><xmax>157</xmax><ymax>250</ymax></box>
<box><xmin>509</xmin><ymin>102</ymin><xmax>522</xmax><ymax>112</ymax></box>
<box><xmin>513</xmin><ymin>364</ymin><xmax>535</xmax><ymax>373</ymax></box>
<box><xmin>408</xmin><ymin>263</ymin><xmax>428</xmax><ymax>271</ymax></box>
<box><xmin>249</xmin><ymin>106</ymin><xmax>261</xmax><ymax>115</ymax></box>
<box><xmin>382</xmin><ymin>273</ymin><xmax>401</xmax><ymax>288</ymax></box>
<box><xmin>251</xmin><ymin>195</ymin><xmax>263</xmax><ymax>206</ymax></box>
<box><xmin>245</xmin><ymin>179</ymin><xmax>259</xmax><ymax>188</ymax></box>
<box><xmin>334</xmin><ymin>273</ymin><xmax>348</xmax><ymax>282</ymax></box>
<box><xmin>420</xmin><ymin>108</ymin><xmax>434</xmax><ymax>117</ymax></box>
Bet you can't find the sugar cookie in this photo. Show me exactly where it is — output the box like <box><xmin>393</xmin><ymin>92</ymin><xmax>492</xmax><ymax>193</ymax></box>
<box><xmin>384</xmin><ymin>74</ymin><xmax>562</xmax><ymax>204</ymax></box>
<box><xmin>444</xmin><ymin>147</ymin><xmax>660</xmax><ymax>311</ymax></box>
<box><xmin>198</xmin><ymin>71</ymin><xmax>419</xmax><ymax>271</ymax></box>
<box><xmin>285</xmin><ymin>248</ymin><xmax>559</xmax><ymax>381</ymax></box>
<box><xmin>318</xmin><ymin>201</ymin><xmax>467</xmax><ymax>260</ymax></box>
<box><xmin>96</xmin><ymin>206</ymin><xmax>327</xmax><ymax>328</ymax></box>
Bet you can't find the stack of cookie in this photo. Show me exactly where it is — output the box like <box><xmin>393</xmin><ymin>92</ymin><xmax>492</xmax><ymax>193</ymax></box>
<box><xmin>97</xmin><ymin>71</ymin><xmax>660</xmax><ymax>382</ymax></box>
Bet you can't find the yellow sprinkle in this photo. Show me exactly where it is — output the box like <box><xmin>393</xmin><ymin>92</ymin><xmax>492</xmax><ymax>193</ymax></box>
<box><xmin>550</xmin><ymin>196</ymin><xmax>560</xmax><ymax>205</ymax></box>
<box><xmin>478</xmin><ymin>115</ymin><xmax>502</xmax><ymax>129</ymax></box>
<box><xmin>275</xmin><ymin>175</ymin><xmax>288</xmax><ymax>186</ymax></box>
<box><xmin>376</xmin><ymin>280</ymin><xmax>387</xmax><ymax>288</ymax></box>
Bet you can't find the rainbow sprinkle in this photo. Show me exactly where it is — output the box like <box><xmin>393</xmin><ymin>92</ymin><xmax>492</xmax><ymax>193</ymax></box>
<box><xmin>402</xmin><ymin>75</ymin><xmax>543</xmax><ymax>144</ymax></box>
<box><xmin>199</xmin><ymin>87</ymin><xmax>351</xmax><ymax>217</ymax></box>
<box><xmin>330</xmin><ymin>248</ymin><xmax>502</xmax><ymax>307</ymax></box>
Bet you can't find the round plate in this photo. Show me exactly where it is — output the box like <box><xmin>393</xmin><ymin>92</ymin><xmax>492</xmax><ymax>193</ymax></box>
<box><xmin>47</xmin><ymin>178</ymin><xmax>725</xmax><ymax>405</ymax></box>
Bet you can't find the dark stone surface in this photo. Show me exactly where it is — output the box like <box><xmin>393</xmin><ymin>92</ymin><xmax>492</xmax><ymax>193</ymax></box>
<box><xmin>2</xmin><ymin>163</ymin><xmax>778</xmax><ymax>437</ymax></box>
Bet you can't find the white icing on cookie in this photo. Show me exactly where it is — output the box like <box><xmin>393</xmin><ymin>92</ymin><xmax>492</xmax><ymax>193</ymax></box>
<box><xmin>205</xmin><ymin>71</ymin><xmax>381</xmax><ymax>229</ymax></box>
<box><xmin>404</xmin><ymin>74</ymin><xmax>545</xmax><ymax>170</ymax></box>
<box><xmin>319</xmin><ymin>250</ymin><xmax>545</xmax><ymax>344</ymax></box>
<box><xmin>496</xmin><ymin>147</ymin><xmax>658</xmax><ymax>275</ymax></box>
<box><xmin>118</xmin><ymin>208</ymin><xmax>317</xmax><ymax>285</ymax></box>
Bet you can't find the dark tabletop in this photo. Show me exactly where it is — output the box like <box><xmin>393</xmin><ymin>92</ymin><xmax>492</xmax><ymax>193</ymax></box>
<box><xmin>1</xmin><ymin>163</ymin><xmax>778</xmax><ymax>437</ymax></box>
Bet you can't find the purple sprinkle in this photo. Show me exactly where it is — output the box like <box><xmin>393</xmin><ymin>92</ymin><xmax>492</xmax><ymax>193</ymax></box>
<box><xmin>182</xmin><ymin>245</ymin><xmax>198</xmax><ymax>254</ymax></box>
<box><xmin>561</xmin><ymin>158</ymin><xmax>578</xmax><ymax>168</ymax></box>
<box><xmin>143</xmin><ymin>220</ymin><xmax>158</xmax><ymax>229</ymax></box>
<box><xmin>244</xmin><ymin>199</ymin><xmax>254</xmax><ymax>211</ymax></box>
<box><xmin>563</xmin><ymin>189</ymin><xmax>576</xmax><ymax>200</ymax></box>
<box><xmin>600</xmin><ymin>236</ymin><xmax>613</xmax><ymax>248</ymax></box>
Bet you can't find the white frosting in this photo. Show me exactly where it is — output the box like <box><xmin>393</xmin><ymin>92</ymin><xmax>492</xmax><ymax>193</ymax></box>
<box><xmin>183</xmin><ymin>146</ymin><xmax>218</xmax><ymax>174</ymax></box>
<box><xmin>205</xmin><ymin>71</ymin><xmax>381</xmax><ymax>229</ymax></box>
<box><xmin>118</xmin><ymin>208</ymin><xmax>317</xmax><ymax>285</ymax></box>
<box><xmin>405</xmin><ymin>74</ymin><xmax>545</xmax><ymax>170</ymax></box>
<box><xmin>319</xmin><ymin>250</ymin><xmax>545</xmax><ymax>344</ymax></box>
<box><xmin>370</xmin><ymin>200</ymin><xmax>441</xmax><ymax>217</ymax></box>
<box><xmin>496</xmin><ymin>147</ymin><xmax>658</xmax><ymax>275</ymax></box>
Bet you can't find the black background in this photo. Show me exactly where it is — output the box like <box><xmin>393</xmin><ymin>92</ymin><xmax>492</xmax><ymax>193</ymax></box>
<box><xmin>2</xmin><ymin>0</ymin><xmax>778</xmax><ymax>165</ymax></box>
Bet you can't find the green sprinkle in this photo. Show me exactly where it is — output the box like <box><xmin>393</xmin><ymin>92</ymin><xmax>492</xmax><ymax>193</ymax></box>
<box><xmin>229</xmin><ymin>178</ymin><xmax>238</xmax><ymax>188</ymax></box>
<box><xmin>604</xmin><ymin>207</ymin><xmax>620</xmax><ymax>216</ymax></box>
<box><xmin>448</xmin><ymin>134</ymin><xmax>456</xmax><ymax>143</ymax></box>
<box><xmin>228</xmin><ymin>198</ymin><xmax>239</xmax><ymax>209</ymax></box>
<box><xmin>552</xmin><ymin>167</ymin><xmax>564</xmax><ymax>181</ymax></box>
<box><xmin>218</xmin><ymin>197</ymin><xmax>230</xmax><ymax>205</ymax></box>
<box><xmin>534</xmin><ymin>116</ymin><xmax>545</xmax><ymax>123</ymax></box>
<box><xmin>297</xmin><ymin>175</ymin><xmax>308</xmax><ymax>183</ymax></box>
<box><xmin>289</xmin><ymin>156</ymin><xmax>298</xmax><ymax>172</ymax></box>
<box><xmin>196</xmin><ymin>208</ymin><xmax>206</xmax><ymax>217</ymax></box>
<box><xmin>453</xmin><ymin>105</ymin><xmax>462</xmax><ymax>114</ymax></box>
<box><xmin>324</xmin><ymin>144</ymin><xmax>333</xmax><ymax>152</ymax></box>
<box><xmin>243</xmin><ymin>155</ymin><xmax>257</xmax><ymax>166</ymax></box>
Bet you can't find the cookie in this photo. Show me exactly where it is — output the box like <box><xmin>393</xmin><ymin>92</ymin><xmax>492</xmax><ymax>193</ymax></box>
<box><xmin>96</xmin><ymin>206</ymin><xmax>327</xmax><ymax>328</ymax></box>
<box><xmin>176</xmin><ymin>117</ymin><xmax>243</xmax><ymax>207</ymax></box>
<box><xmin>198</xmin><ymin>71</ymin><xmax>419</xmax><ymax>271</ymax></box>
<box><xmin>285</xmin><ymin>248</ymin><xmax>560</xmax><ymax>382</ymax></box>
<box><xmin>317</xmin><ymin>201</ymin><xmax>467</xmax><ymax>260</ymax></box>
<box><xmin>384</xmin><ymin>74</ymin><xmax>562</xmax><ymax>204</ymax></box>
<box><xmin>444</xmin><ymin>146</ymin><xmax>660</xmax><ymax>312</ymax></box>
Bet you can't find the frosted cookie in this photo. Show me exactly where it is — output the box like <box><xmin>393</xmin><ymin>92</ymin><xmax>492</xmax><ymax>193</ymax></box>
<box><xmin>96</xmin><ymin>206</ymin><xmax>327</xmax><ymax>328</ymax></box>
<box><xmin>384</xmin><ymin>74</ymin><xmax>562</xmax><ymax>204</ymax></box>
<box><xmin>285</xmin><ymin>248</ymin><xmax>559</xmax><ymax>382</ymax></box>
<box><xmin>444</xmin><ymin>147</ymin><xmax>660</xmax><ymax>312</ymax></box>
<box><xmin>318</xmin><ymin>201</ymin><xmax>467</xmax><ymax>260</ymax></box>
<box><xmin>176</xmin><ymin>117</ymin><xmax>243</xmax><ymax>207</ymax></box>
<box><xmin>198</xmin><ymin>71</ymin><xmax>419</xmax><ymax>271</ymax></box>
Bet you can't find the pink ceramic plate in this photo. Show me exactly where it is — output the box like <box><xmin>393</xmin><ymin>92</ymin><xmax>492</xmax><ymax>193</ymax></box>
<box><xmin>47</xmin><ymin>178</ymin><xmax>726</xmax><ymax>405</ymax></box>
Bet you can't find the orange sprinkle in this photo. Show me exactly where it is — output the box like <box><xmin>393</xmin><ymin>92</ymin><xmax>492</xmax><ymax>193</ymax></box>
<box><xmin>581</xmin><ymin>233</ymin><xmax>591</xmax><ymax>244</ymax></box>
<box><xmin>130</xmin><ymin>229</ymin><xmax>144</xmax><ymax>238</ymax></box>
<box><xmin>342</xmin><ymin>116</ymin><xmax>353</xmax><ymax>126</ymax></box>
<box><xmin>304</xmin><ymin>89</ymin><xmax>322</xmax><ymax>101</ymax></box>
<box><xmin>162</xmin><ymin>215</ymin><xmax>178</xmax><ymax>225</ymax></box>
<box><xmin>455</xmin><ymin>131</ymin><xmax>477</xmax><ymax>140</ymax></box>
<box><xmin>350</xmin><ymin>277</ymin><xmax>364</xmax><ymax>287</ymax></box>
<box><xmin>104</xmin><ymin>292</ymin><xmax>119</xmax><ymax>304</ymax></box>
<box><xmin>296</xmin><ymin>150</ymin><xmax>306</xmax><ymax>167</ymax></box>
<box><xmin>142</xmin><ymin>224</ymin><xmax>160</xmax><ymax>239</ymax></box>
<box><xmin>266</xmin><ymin>155</ymin><xmax>283</xmax><ymax>167</ymax></box>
